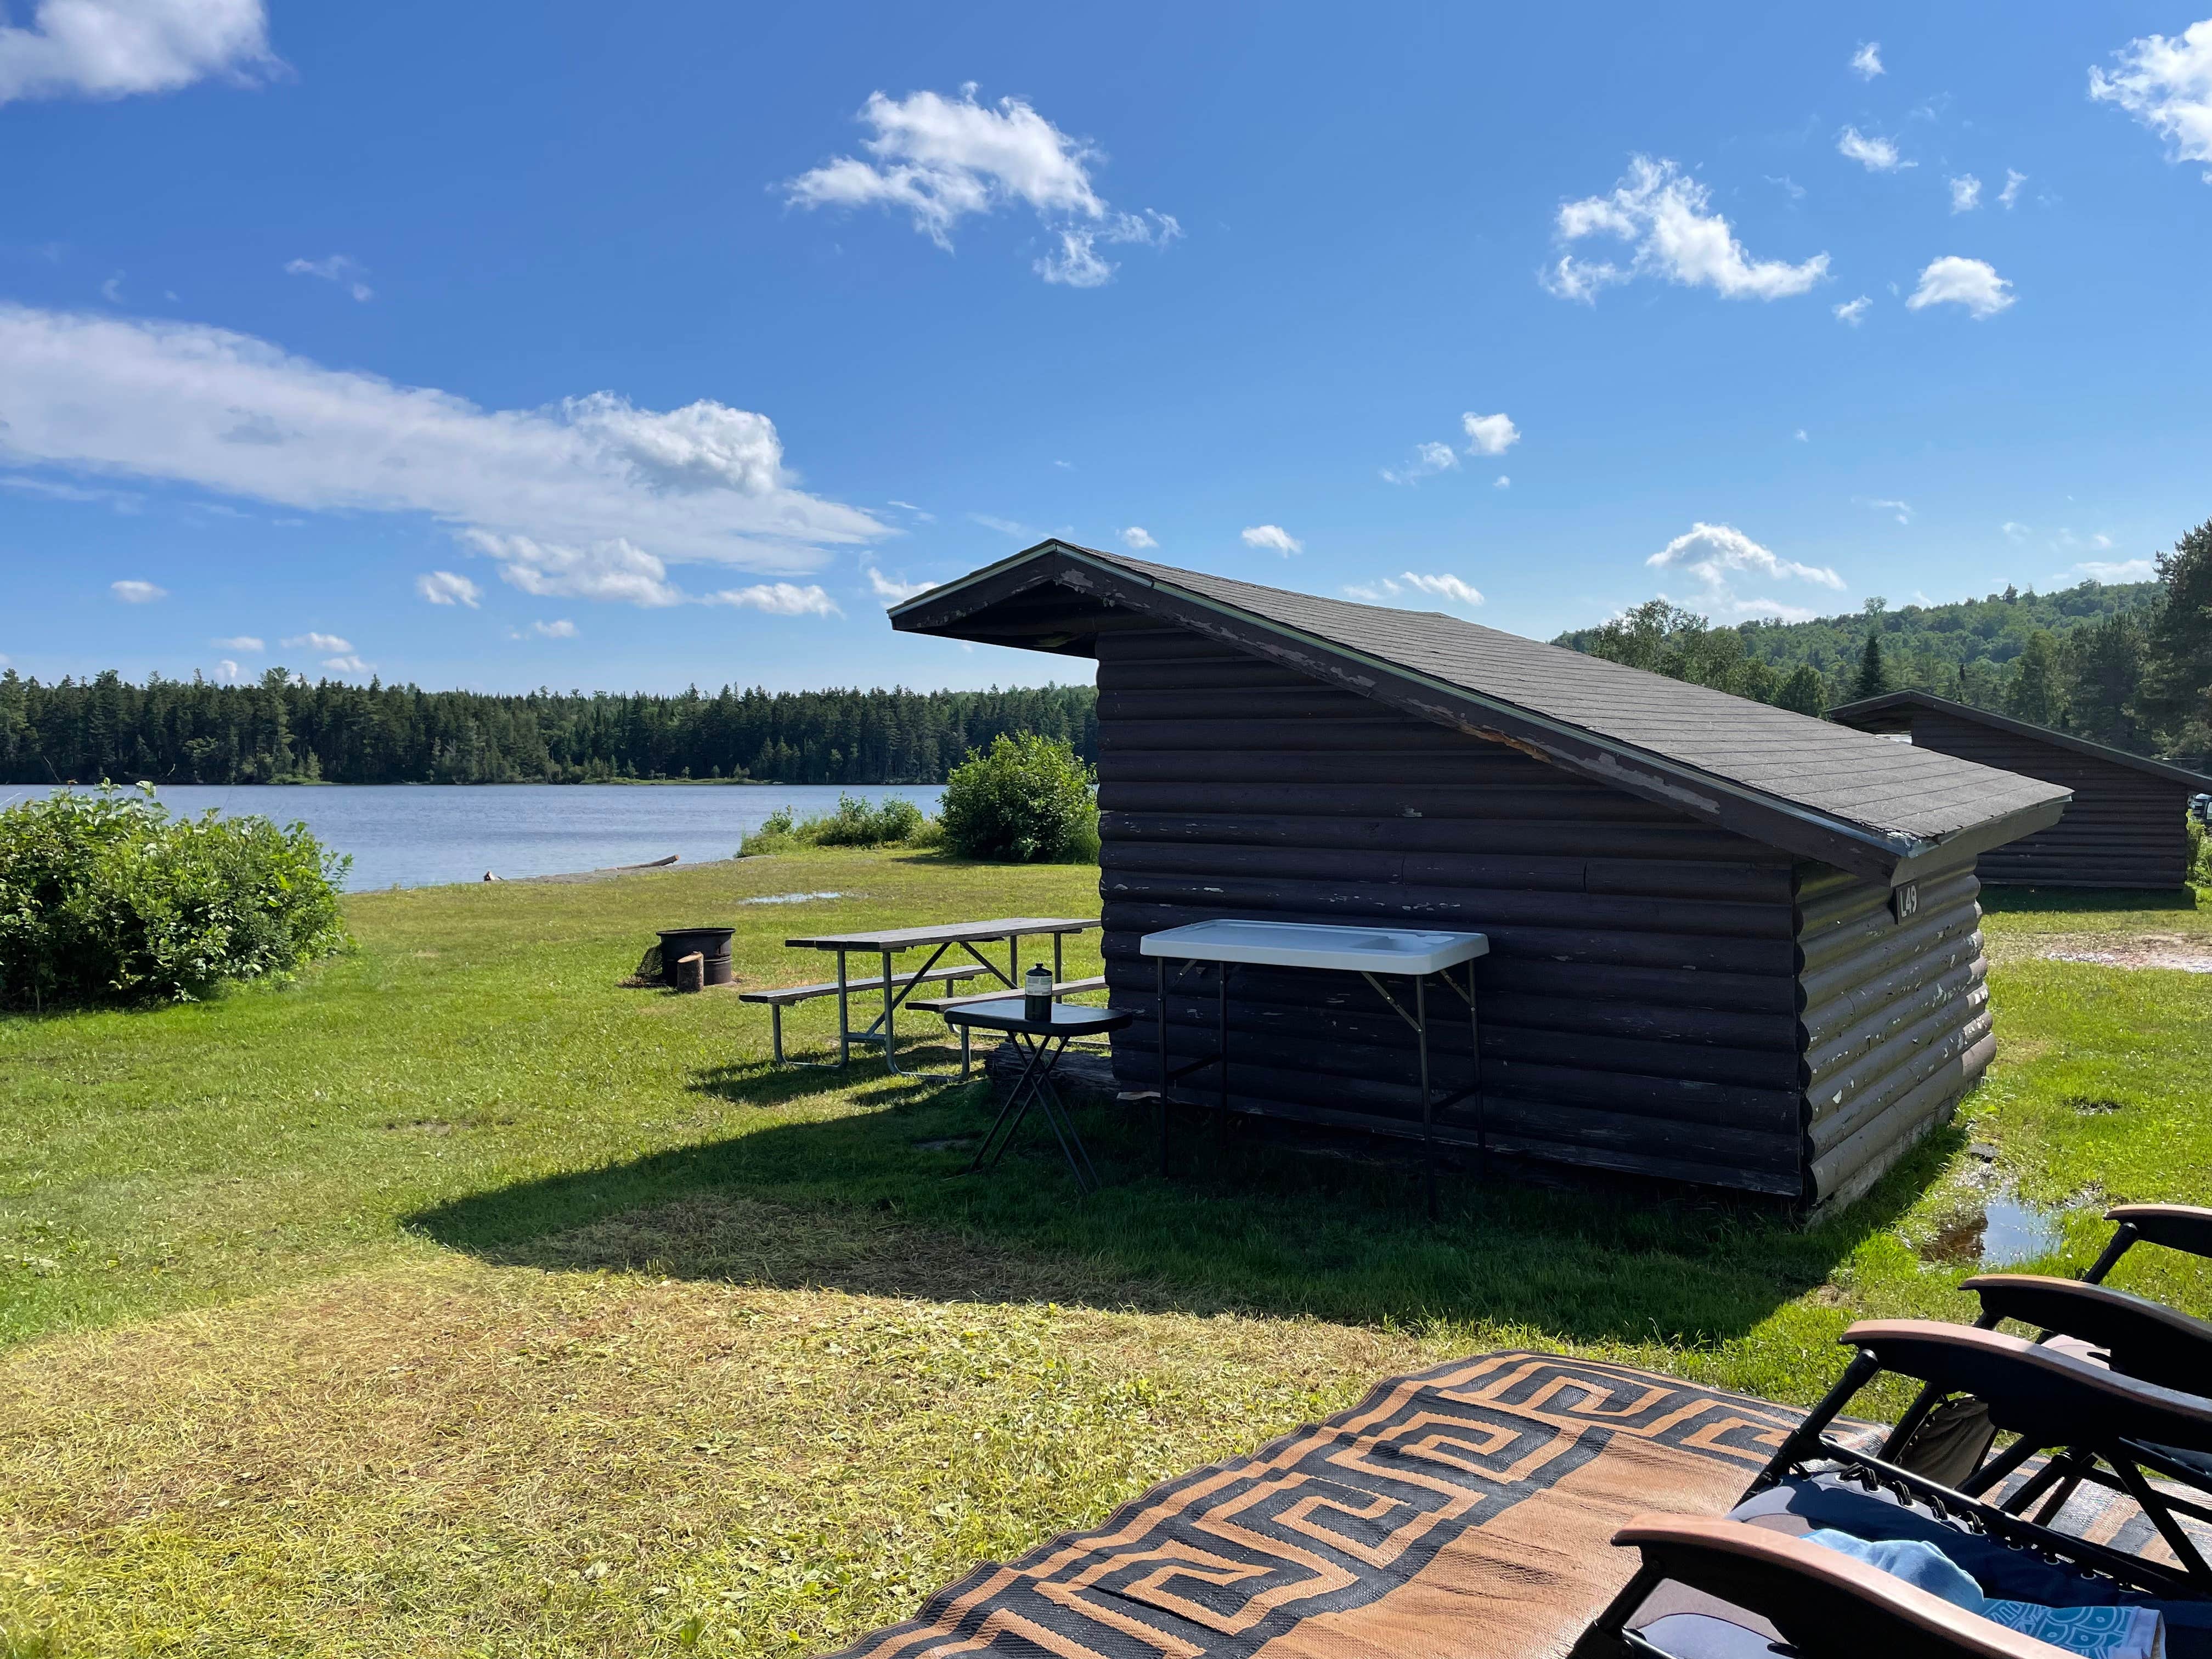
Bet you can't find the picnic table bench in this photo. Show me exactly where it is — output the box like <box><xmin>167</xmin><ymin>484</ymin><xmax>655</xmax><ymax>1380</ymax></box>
<box><xmin>741</xmin><ymin>964</ymin><xmax>990</xmax><ymax>1065</ymax></box>
<box><xmin>747</xmin><ymin>916</ymin><xmax>1099</xmax><ymax>1075</ymax></box>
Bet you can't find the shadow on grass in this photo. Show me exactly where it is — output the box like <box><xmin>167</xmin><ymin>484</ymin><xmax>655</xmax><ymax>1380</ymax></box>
<box><xmin>411</xmin><ymin>1047</ymin><xmax>1955</xmax><ymax>1346</ymax></box>
<box><xmin>1980</xmin><ymin>887</ymin><xmax>2200</xmax><ymax>915</ymax></box>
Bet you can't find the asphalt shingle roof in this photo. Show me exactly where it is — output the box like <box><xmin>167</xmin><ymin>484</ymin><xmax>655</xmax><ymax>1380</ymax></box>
<box><xmin>892</xmin><ymin>543</ymin><xmax>2075</xmax><ymax>868</ymax></box>
<box><xmin>1086</xmin><ymin>550</ymin><xmax>2068</xmax><ymax>845</ymax></box>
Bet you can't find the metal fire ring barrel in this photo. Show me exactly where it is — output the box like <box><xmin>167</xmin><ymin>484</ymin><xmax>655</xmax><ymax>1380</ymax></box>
<box><xmin>656</xmin><ymin>926</ymin><xmax>735</xmax><ymax>987</ymax></box>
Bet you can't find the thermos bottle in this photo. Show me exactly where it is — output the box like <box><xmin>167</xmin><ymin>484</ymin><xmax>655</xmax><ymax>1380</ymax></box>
<box><xmin>1023</xmin><ymin>963</ymin><xmax>1053</xmax><ymax>1022</ymax></box>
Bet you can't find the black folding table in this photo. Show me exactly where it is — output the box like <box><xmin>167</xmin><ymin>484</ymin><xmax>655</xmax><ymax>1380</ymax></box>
<box><xmin>940</xmin><ymin>998</ymin><xmax>1132</xmax><ymax>1195</ymax></box>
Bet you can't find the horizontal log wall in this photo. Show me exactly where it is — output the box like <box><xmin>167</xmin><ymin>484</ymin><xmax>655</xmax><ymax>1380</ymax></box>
<box><xmin>1899</xmin><ymin>709</ymin><xmax>2190</xmax><ymax>889</ymax></box>
<box><xmin>1096</xmin><ymin>628</ymin><xmax>1810</xmax><ymax>1197</ymax></box>
<box><xmin>1795</xmin><ymin>859</ymin><xmax>1990</xmax><ymax>1210</ymax></box>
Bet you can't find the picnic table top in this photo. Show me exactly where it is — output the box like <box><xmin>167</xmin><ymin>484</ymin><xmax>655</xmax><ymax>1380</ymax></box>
<box><xmin>784</xmin><ymin>916</ymin><xmax>1099</xmax><ymax>951</ymax></box>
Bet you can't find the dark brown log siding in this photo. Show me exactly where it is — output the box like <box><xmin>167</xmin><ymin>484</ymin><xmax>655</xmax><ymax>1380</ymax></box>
<box><xmin>1096</xmin><ymin>629</ymin><xmax>1812</xmax><ymax>1197</ymax></box>
<box><xmin>1795</xmin><ymin>860</ymin><xmax>1990</xmax><ymax>1209</ymax></box>
<box><xmin>1861</xmin><ymin>708</ymin><xmax>2191</xmax><ymax>889</ymax></box>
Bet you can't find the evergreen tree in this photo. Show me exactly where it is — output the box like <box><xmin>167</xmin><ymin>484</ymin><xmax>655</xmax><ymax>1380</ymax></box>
<box><xmin>2142</xmin><ymin>518</ymin><xmax>2212</xmax><ymax>760</ymax></box>
<box><xmin>2007</xmin><ymin>629</ymin><xmax>2064</xmax><ymax>726</ymax></box>
<box><xmin>1852</xmin><ymin>630</ymin><xmax>1889</xmax><ymax>701</ymax></box>
<box><xmin>2061</xmin><ymin>611</ymin><xmax>2147</xmax><ymax>749</ymax></box>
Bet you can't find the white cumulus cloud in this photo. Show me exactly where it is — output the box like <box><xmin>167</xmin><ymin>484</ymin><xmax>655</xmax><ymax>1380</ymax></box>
<box><xmin>2091</xmin><ymin>20</ymin><xmax>2212</xmax><ymax>178</ymax></box>
<box><xmin>2069</xmin><ymin>559</ymin><xmax>2156</xmax><ymax>582</ymax></box>
<box><xmin>285</xmin><ymin>255</ymin><xmax>372</xmax><ymax>302</ymax></box>
<box><xmin>215</xmin><ymin>658</ymin><xmax>239</xmax><ymax>681</ymax></box>
<box><xmin>1850</xmin><ymin>42</ymin><xmax>1885</xmax><ymax>80</ymax></box>
<box><xmin>212</xmin><ymin>634</ymin><xmax>261</xmax><ymax>650</ymax></box>
<box><xmin>1906</xmin><ymin>256</ymin><xmax>2014</xmax><ymax>319</ymax></box>
<box><xmin>1833</xmin><ymin>295</ymin><xmax>1872</xmax><ymax>325</ymax></box>
<box><xmin>283</xmin><ymin>631</ymin><xmax>351</xmax><ymax>653</ymax></box>
<box><xmin>1493</xmin><ymin>475</ymin><xmax>1510</xmax><ymax>489</ymax></box>
<box><xmin>1999</xmin><ymin>168</ymin><xmax>2027</xmax><ymax>207</ymax></box>
<box><xmin>1837</xmin><ymin>126</ymin><xmax>1913</xmax><ymax>171</ymax></box>
<box><xmin>0</xmin><ymin>304</ymin><xmax>883</xmax><ymax>602</ymax></box>
<box><xmin>0</xmin><ymin>0</ymin><xmax>276</xmax><ymax>105</ymax></box>
<box><xmin>1543</xmin><ymin>156</ymin><xmax>1829</xmax><ymax>303</ymax></box>
<box><xmin>865</xmin><ymin>567</ymin><xmax>936</xmax><ymax>605</ymax></box>
<box><xmin>320</xmin><ymin>654</ymin><xmax>369</xmax><ymax>673</ymax></box>
<box><xmin>2003</xmin><ymin>522</ymin><xmax>2032</xmax><ymax>541</ymax></box>
<box><xmin>1462</xmin><ymin>411</ymin><xmax>1520</xmax><ymax>455</ymax></box>
<box><xmin>705</xmin><ymin>583</ymin><xmax>840</xmax><ymax>618</ymax></box>
<box><xmin>1344</xmin><ymin>572</ymin><xmax>1485</xmax><ymax>610</ymax></box>
<box><xmin>1381</xmin><ymin>441</ymin><xmax>1459</xmax><ymax>485</ymax></box>
<box><xmin>1401</xmin><ymin>572</ymin><xmax>1485</xmax><ymax>607</ymax></box>
<box><xmin>111</xmin><ymin>578</ymin><xmax>164</xmax><ymax>602</ymax></box>
<box><xmin>529</xmin><ymin>619</ymin><xmax>578</xmax><ymax>639</ymax></box>
<box><xmin>786</xmin><ymin>84</ymin><xmax>1178</xmax><ymax>286</ymax></box>
<box><xmin>1241</xmin><ymin>524</ymin><xmax>1301</xmax><ymax>556</ymax></box>
<box><xmin>1860</xmin><ymin>497</ymin><xmax>1914</xmax><ymax>524</ymax></box>
<box><xmin>464</xmin><ymin>532</ymin><xmax>685</xmax><ymax>608</ymax></box>
<box><xmin>1120</xmin><ymin>526</ymin><xmax>1156</xmax><ymax>550</ymax></box>
<box><xmin>1949</xmin><ymin>174</ymin><xmax>1983</xmax><ymax>212</ymax></box>
<box><xmin>416</xmin><ymin>569</ymin><xmax>481</xmax><ymax>607</ymax></box>
<box><xmin>1647</xmin><ymin>522</ymin><xmax>1843</xmax><ymax>617</ymax></box>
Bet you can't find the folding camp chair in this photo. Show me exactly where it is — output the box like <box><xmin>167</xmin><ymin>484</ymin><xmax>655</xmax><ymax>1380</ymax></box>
<box><xmin>1888</xmin><ymin>1203</ymin><xmax>2212</xmax><ymax>1507</ymax></box>
<box><xmin>1597</xmin><ymin>1515</ymin><xmax>2202</xmax><ymax>1659</ymax></box>
<box><xmin>1580</xmin><ymin>1320</ymin><xmax>2212</xmax><ymax>1659</ymax></box>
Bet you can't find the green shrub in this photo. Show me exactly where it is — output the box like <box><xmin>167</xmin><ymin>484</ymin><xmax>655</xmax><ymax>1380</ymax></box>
<box><xmin>810</xmin><ymin>793</ymin><xmax>927</xmax><ymax>847</ymax></box>
<box><xmin>2188</xmin><ymin>812</ymin><xmax>2211</xmax><ymax>889</ymax></box>
<box><xmin>0</xmin><ymin>785</ymin><xmax>350</xmax><ymax>1011</ymax></box>
<box><xmin>939</xmin><ymin>734</ymin><xmax>1098</xmax><ymax>863</ymax></box>
<box><xmin>738</xmin><ymin>795</ymin><xmax>930</xmax><ymax>856</ymax></box>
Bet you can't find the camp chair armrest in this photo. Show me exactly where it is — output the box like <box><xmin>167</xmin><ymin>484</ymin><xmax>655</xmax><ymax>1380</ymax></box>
<box><xmin>1963</xmin><ymin>1274</ymin><xmax>2212</xmax><ymax>1394</ymax></box>
<box><xmin>1611</xmin><ymin>1515</ymin><xmax>2057</xmax><ymax>1659</ymax></box>
<box><xmin>1841</xmin><ymin>1319</ymin><xmax>2212</xmax><ymax>1455</ymax></box>
<box><xmin>2106</xmin><ymin>1205</ymin><xmax>2212</xmax><ymax>1263</ymax></box>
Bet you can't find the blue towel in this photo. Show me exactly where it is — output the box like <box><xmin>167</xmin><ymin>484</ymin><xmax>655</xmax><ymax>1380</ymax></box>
<box><xmin>1801</xmin><ymin>1531</ymin><xmax>2164</xmax><ymax>1659</ymax></box>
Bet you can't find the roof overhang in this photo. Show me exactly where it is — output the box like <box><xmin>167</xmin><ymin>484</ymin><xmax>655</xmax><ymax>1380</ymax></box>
<box><xmin>895</xmin><ymin>543</ymin><xmax>2070</xmax><ymax>886</ymax></box>
<box><xmin>1830</xmin><ymin>690</ymin><xmax>2212</xmax><ymax>792</ymax></box>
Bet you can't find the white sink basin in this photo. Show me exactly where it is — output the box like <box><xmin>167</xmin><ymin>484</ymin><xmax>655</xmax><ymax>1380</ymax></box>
<box><xmin>1139</xmin><ymin>919</ymin><xmax>1489</xmax><ymax>975</ymax></box>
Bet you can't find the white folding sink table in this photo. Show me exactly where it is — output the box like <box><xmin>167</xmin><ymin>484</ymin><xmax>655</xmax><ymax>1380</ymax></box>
<box><xmin>1138</xmin><ymin>919</ymin><xmax>1490</xmax><ymax>1210</ymax></box>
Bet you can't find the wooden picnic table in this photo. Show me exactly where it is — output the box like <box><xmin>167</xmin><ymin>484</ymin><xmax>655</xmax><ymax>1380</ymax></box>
<box><xmin>769</xmin><ymin>916</ymin><xmax>1098</xmax><ymax>1074</ymax></box>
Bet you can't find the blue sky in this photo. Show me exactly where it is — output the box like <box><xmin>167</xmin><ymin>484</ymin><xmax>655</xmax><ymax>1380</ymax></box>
<box><xmin>4</xmin><ymin>2</ymin><xmax>2210</xmax><ymax>693</ymax></box>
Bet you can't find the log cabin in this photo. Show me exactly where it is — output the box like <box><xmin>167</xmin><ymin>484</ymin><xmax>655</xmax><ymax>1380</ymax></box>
<box><xmin>893</xmin><ymin>544</ymin><xmax>2073</xmax><ymax>1211</ymax></box>
<box><xmin>1829</xmin><ymin>690</ymin><xmax>2210</xmax><ymax>891</ymax></box>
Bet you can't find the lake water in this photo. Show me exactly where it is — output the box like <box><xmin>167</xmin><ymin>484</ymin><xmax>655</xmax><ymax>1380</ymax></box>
<box><xmin>0</xmin><ymin>783</ymin><xmax>944</xmax><ymax>891</ymax></box>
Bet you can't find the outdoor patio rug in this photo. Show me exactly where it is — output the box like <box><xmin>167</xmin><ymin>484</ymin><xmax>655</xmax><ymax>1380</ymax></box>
<box><xmin>825</xmin><ymin>1350</ymin><xmax>1824</xmax><ymax>1659</ymax></box>
<box><xmin>827</xmin><ymin>1348</ymin><xmax>2205</xmax><ymax>1659</ymax></box>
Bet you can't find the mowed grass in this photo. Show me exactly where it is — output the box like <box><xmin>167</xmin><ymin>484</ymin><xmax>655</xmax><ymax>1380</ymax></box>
<box><xmin>1</xmin><ymin>852</ymin><xmax>2207</xmax><ymax>1657</ymax></box>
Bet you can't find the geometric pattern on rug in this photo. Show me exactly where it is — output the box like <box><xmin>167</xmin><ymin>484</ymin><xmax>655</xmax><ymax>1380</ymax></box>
<box><xmin>823</xmin><ymin>1351</ymin><xmax>1813</xmax><ymax>1659</ymax></box>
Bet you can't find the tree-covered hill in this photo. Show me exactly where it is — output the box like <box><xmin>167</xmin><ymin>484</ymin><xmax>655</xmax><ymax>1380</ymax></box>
<box><xmin>0</xmin><ymin>674</ymin><xmax>1098</xmax><ymax>787</ymax></box>
<box><xmin>1555</xmin><ymin>519</ymin><xmax>2212</xmax><ymax>767</ymax></box>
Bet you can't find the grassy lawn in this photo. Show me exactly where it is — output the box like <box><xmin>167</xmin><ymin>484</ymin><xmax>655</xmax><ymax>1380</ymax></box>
<box><xmin>1</xmin><ymin>852</ymin><xmax>2207</xmax><ymax>1657</ymax></box>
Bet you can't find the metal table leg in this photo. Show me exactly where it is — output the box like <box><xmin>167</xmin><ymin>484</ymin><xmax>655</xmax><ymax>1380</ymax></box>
<box><xmin>1417</xmin><ymin>971</ymin><xmax>1434</xmax><ymax>1220</ymax></box>
<box><xmin>1216</xmin><ymin>962</ymin><xmax>1229</xmax><ymax>1120</ymax></box>
<box><xmin>967</xmin><ymin>1031</ymin><xmax>1098</xmax><ymax>1194</ymax></box>
<box><xmin>1468</xmin><ymin>958</ymin><xmax>1484</xmax><ymax>1178</ymax></box>
<box><xmin>1156</xmin><ymin>956</ymin><xmax>1170</xmax><ymax>1174</ymax></box>
<box><xmin>836</xmin><ymin>950</ymin><xmax>850</xmax><ymax>1068</ymax></box>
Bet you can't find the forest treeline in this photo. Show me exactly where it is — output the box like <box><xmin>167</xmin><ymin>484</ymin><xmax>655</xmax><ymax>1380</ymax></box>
<box><xmin>1557</xmin><ymin>518</ymin><xmax>2212</xmax><ymax>765</ymax></box>
<box><xmin>0</xmin><ymin>675</ymin><xmax>1099</xmax><ymax>786</ymax></box>
<box><xmin>15</xmin><ymin>520</ymin><xmax>2211</xmax><ymax>784</ymax></box>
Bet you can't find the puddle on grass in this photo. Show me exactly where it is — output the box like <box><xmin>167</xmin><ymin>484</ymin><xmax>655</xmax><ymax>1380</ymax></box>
<box><xmin>1920</xmin><ymin>1190</ymin><xmax>2073</xmax><ymax>1269</ymax></box>
<box><xmin>740</xmin><ymin>890</ymin><xmax>850</xmax><ymax>905</ymax></box>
